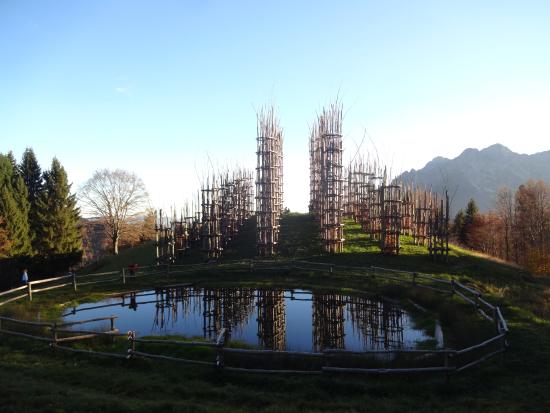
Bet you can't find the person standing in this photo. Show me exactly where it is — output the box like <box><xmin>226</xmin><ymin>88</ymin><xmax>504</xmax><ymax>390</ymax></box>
<box><xmin>21</xmin><ymin>268</ymin><xmax>29</xmax><ymax>285</ymax></box>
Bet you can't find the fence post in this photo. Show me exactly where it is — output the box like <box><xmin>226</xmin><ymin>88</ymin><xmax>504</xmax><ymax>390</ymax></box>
<box><xmin>52</xmin><ymin>322</ymin><xmax>58</xmax><ymax>347</ymax></box>
<box><xmin>27</xmin><ymin>282</ymin><xmax>33</xmax><ymax>301</ymax></box>
<box><xmin>450</xmin><ymin>280</ymin><xmax>455</xmax><ymax>295</ymax></box>
<box><xmin>72</xmin><ymin>272</ymin><xmax>77</xmax><ymax>292</ymax></box>
<box><xmin>216</xmin><ymin>328</ymin><xmax>226</xmax><ymax>370</ymax></box>
<box><xmin>493</xmin><ymin>307</ymin><xmax>500</xmax><ymax>334</ymax></box>
<box><xmin>249</xmin><ymin>261</ymin><xmax>254</xmax><ymax>273</ymax></box>
<box><xmin>127</xmin><ymin>331</ymin><xmax>135</xmax><ymax>359</ymax></box>
<box><xmin>412</xmin><ymin>272</ymin><xmax>417</xmax><ymax>286</ymax></box>
<box><xmin>329</xmin><ymin>266</ymin><xmax>333</xmax><ymax>275</ymax></box>
<box><xmin>122</xmin><ymin>267</ymin><xmax>126</xmax><ymax>285</ymax></box>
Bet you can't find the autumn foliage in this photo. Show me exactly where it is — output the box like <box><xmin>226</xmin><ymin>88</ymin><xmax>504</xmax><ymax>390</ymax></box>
<box><xmin>453</xmin><ymin>180</ymin><xmax>550</xmax><ymax>276</ymax></box>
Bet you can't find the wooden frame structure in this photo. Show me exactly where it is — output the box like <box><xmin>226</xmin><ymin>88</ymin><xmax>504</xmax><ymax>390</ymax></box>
<box><xmin>155</xmin><ymin>170</ymin><xmax>254</xmax><ymax>263</ymax></box>
<box><xmin>256</xmin><ymin>107</ymin><xmax>284</xmax><ymax>256</ymax></box>
<box><xmin>309</xmin><ymin>103</ymin><xmax>345</xmax><ymax>253</ymax></box>
<box><xmin>341</xmin><ymin>159</ymin><xmax>449</xmax><ymax>257</ymax></box>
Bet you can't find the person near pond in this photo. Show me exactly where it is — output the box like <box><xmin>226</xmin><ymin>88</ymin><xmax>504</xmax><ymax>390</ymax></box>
<box><xmin>21</xmin><ymin>268</ymin><xmax>29</xmax><ymax>285</ymax></box>
<box><xmin>128</xmin><ymin>263</ymin><xmax>139</xmax><ymax>276</ymax></box>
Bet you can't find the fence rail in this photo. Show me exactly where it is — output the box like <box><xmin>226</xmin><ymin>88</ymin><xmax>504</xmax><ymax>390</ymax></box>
<box><xmin>0</xmin><ymin>259</ymin><xmax>509</xmax><ymax>379</ymax></box>
<box><xmin>0</xmin><ymin>315</ymin><xmax>118</xmax><ymax>345</ymax></box>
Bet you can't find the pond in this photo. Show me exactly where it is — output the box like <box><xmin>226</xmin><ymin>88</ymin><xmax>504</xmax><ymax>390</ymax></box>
<box><xmin>62</xmin><ymin>286</ymin><xmax>443</xmax><ymax>352</ymax></box>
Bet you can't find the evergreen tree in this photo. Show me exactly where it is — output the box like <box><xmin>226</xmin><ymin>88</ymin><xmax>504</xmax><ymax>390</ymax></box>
<box><xmin>6</xmin><ymin>151</ymin><xmax>17</xmax><ymax>170</ymax></box>
<box><xmin>0</xmin><ymin>215</ymin><xmax>11</xmax><ymax>258</ymax></box>
<box><xmin>19</xmin><ymin>148</ymin><xmax>44</xmax><ymax>252</ymax></box>
<box><xmin>453</xmin><ymin>209</ymin><xmax>466</xmax><ymax>243</ymax></box>
<box><xmin>0</xmin><ymin>155</ymin><xmax>32</xmax><ymax>256</ymax></box>
<box><xmin>465</xmin><ymin>198</ymin><xmax>478</xmax><ymax>225</ymax></box>
<box><xmin>463</xmin><ymin>198</ymin><xmax>479</xmax><ymax>246</ymax></box>
<box><xmin>35</xmin><ymin>158</ymin><xmax>82</xmax><ymax>256</ymax></box>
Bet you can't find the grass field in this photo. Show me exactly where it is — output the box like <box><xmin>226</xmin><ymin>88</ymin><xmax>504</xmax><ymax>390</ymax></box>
<box><xmin>1</xmin><ymin>213</ymin><xmax>549</xmax><ymax>412</ymax></box>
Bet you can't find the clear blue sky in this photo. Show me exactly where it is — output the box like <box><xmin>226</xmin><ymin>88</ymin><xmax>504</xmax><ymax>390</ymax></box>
<box><xmin>1</xmin><ymin>0</ymin><xmax>549</xmax><ymax>212</ymax></box>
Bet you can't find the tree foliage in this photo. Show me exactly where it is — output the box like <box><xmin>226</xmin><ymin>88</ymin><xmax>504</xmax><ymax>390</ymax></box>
<box><xmin>453</xmin><ymin>198</ymin><xmax>479</xmax><ymax>246</ymax></box>
<box><xmin>0</xmin><ymin>154</ymin><xmax>32</xmax><ymax>256</ymax></box>
<box><xmin>463</xmin><ymin>181</ymin><xmax>549</xmax><ymax>276</ymax></box>
<box><xmin>19</xmin><ymin>147</ymin><xmax>44</xmax><ymax>252</ymax></box>
<box><xmin>0</xmin><ymin>215</ymin><xmax>12</xmax><ymax>258</ymax></box>
<box><xmin>35</xmin><ymin>158</ymin><xmax>82</xmax><ymax>256</ymax></box>
<box><xmin>453</xmin><ymin>209</ymin><xmax>466</xmax><ymax>243</ymax></box>
<box><xmin>79</xmin><ymin>169</ymin><xmax>149</xmax><ymax>255</ymax></box>
<box><xmin>0</xmin><ymin>150</ymin><xmax>82</xmax><ymax>269</ymax></box>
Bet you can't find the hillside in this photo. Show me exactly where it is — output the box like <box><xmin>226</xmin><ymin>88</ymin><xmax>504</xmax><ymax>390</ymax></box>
<box><xmin>2</xmin><ymin>213</ymin><xmax>550</xmax><ymax>412</ymax></box>
<box><xmin>398</xmin><ymin>144</ymin><xmax>550</xmax><ymax>215</ymax></box>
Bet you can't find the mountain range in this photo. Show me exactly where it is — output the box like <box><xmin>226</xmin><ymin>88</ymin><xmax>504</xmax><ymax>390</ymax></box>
<box><xmin>397</xmin><ymin>144</ymin><xmax>550</xmax><ymax>216</ymax></box>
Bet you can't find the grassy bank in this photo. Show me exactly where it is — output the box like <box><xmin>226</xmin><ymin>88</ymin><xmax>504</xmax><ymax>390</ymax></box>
<box><xmin>1</xmin><ymin>213</ymin><xmax>549</xmax><ymax>412</ymax></box>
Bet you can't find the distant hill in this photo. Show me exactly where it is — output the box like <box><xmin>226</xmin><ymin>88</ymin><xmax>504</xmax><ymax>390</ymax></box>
<box><xmin>397</xmin><ymin>144</ymin><xmax>550</xmax><ymax>216</ymax></box>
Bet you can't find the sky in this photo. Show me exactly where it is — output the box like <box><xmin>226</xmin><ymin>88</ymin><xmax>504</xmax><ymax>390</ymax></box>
<box><xmin>1</xmin><ymin>0</ymin><xmax>549</xmax><ymax>213</ymax></box>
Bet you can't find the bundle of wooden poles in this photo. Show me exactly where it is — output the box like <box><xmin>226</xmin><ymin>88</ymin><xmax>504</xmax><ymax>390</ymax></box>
<box><xmin>341</xmin><ymin>159</ymin><xmax>450</xmax><ymax>258</ymax></box>
<box><xmin>309</xmin><ymin>103</ymin><xmax>345</xmax><ymax>253</ymax></box>
<box><xmin>308</xmin><ymin>102</ymin><xmax>450</xmax><ymax>258</ymax></box>
<box><xmin>255</xmin><ymin>106</ymin><xmax>284</xmax><ymax>257</ymax></box>
<box><xmin>155</xmin><ymin>168</ymin><xmax>254</xmax><ymax>262</ymax></box>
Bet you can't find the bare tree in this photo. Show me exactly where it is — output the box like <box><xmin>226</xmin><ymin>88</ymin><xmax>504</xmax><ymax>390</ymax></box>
<box><xmin>79</xmin><ymin>169</ymin><xmax>149</xmax><ymax>255</ymax></box>
<box><xmin>496</xmin><ymin>187</ymin><xmax>514</xmax><ymax>261</ymax></box>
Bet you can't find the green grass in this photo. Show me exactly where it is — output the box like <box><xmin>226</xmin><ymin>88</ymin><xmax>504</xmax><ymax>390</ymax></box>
<box><xmin>1</xmin><ymin>213</ymin><xmax>550</xmax><ymax>412</ymax></box>
<box><xmin>79</xmin><ymin>241</ymin><xmax>157</xmax><ymax>274</ymax></box>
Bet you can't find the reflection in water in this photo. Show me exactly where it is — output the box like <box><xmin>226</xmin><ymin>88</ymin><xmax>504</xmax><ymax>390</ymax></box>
<box><xmin>65</xmin><ymin>286</ymin><xmax>437</xmax><ymax>352</ymax></box>
<box><xmin>257</xmin><ymin>290</ymin><xmax>286</xmax><ymax>350</ymax></box>
<box><xmin>348</xmin><ymin>296</ymin><xmax>404</xmax><ymax>350</ymax></box>
<box><xmin>313</xmin><ymin>293</ymin><xmax>346</xmax><ymax>351</ymax></box>
<box><xmin>203</xmin><ymin>288</ymin><xmax>256</xmax><ymax>342</ymax></box>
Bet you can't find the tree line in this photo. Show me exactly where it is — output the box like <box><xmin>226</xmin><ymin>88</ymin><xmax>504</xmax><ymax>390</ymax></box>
<box><xmin>0</xmin><ymin>148</ymin><xmax>81</xmax><ymax>259</ymax></box>
<box><xmin>452</xmin><ymin>180</ymin><xmax>550</xmax><ymax>275</ymax></box>
<box><xmin>0</xmin><ymin>148</ymin><xmax>82</xmax><ymax>287</ymax></box>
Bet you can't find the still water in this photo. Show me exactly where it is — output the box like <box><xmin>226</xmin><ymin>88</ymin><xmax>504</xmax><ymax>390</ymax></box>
<box><xmin>63</xmin><ymin>286</ymin><xmax>441</xmax><ymax>352</ymax></box>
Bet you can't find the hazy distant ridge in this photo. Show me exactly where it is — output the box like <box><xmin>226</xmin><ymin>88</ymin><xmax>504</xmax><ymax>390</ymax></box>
<box><xmin>397</xmin><ymin>144</ymin><xmax>550</xmax><ymax>215</ymax></box>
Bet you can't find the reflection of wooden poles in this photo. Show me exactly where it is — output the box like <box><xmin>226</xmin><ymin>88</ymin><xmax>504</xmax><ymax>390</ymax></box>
<box><xmin>257</xmin><ymin>290</ymin><xmax>286</xmax><ymax>350</ymax></box>
<box><xmin>203</xmin><ymin>288</ymin><xmax>222</xmax><ymax>339</ymax></box>
<box><xmin>348</xmin><ymin>296</ymin><xmax>404</xmax><ymax>350</ymax></box>
<box><xmin>313</xmin><ymin>293</ymin><xmax>346</xmax><ymax>352</ymax></box>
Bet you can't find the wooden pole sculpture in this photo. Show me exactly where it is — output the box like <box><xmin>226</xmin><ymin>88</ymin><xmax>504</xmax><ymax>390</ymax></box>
<box><xmin>256</xmin><ymin>106</ymin><xmax>283</xmax><ymax>257</ymax></box>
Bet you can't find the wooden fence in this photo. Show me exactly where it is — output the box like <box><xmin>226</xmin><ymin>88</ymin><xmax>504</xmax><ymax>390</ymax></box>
<box><xmin>0</xmin><ymin>260</ymin><xmax>509</xmax><ymax>378</ymax></box>
<box><xmin>0</xmin><ymin>315</ymin><xmax>120</xmax><ymax>344</ymax></box>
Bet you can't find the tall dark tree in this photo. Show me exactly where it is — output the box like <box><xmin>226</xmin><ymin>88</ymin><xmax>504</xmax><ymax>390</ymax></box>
<box><xmin>35</xmin><ymin>158</ymin><xmax>82</xmax><ymax>256</ymax></box>
<box><xmin>463</xmin><ymin>198</ymin><xmax>479</xmax><ymax>245</ymax></box>
<box><xmin>19</xmin><ymin>148</ymin><xmax>44</xmax><ymax>252</ymax></box>
<box><xmin>465</xmin><ymin>198</ymin><xmax>478</xmax><ymax>225</ymax></box>
<box><xmin>0</xmin><ymin>215</ymin><xmax>11</xmax><ymax>258</ymax></box>
<box><xmin>453</xmin><ymin>209</ymin><xmax>466</xmax><ymax>243</ymax></box>
<box><xmin>0</xmin><ymin>154</ymin><xmax>32</xmax><ymax>256</ymax></box>
<box><xmin>6</xmin><ymin>151</ymin><xmax>17</xmax><ymax>170</ymax></box>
